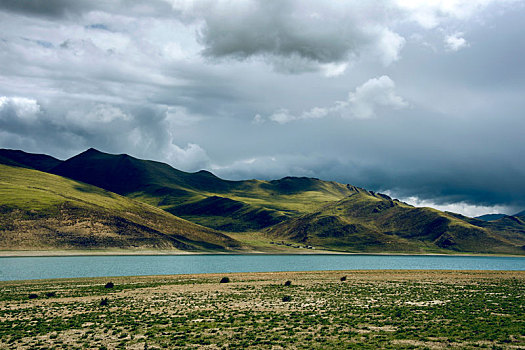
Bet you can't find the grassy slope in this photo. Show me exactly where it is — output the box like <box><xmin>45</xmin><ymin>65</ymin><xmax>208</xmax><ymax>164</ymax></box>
<box><xmin>50</xmin><ymin>149</ymin><xmax>357</xmax><ymax>231</ymax></box>
<box><xmin>266</xmin><ymin>191</ymin><xmax>525</xmax><ymax>254</ymax></box>
<box><xmin>3</xmin><ymin>148</ymin><xmax>524</xmax><ymax>254</ymax></box>
<box><xmin>0</xmin><ymin>164</ymin><xmax>240</xmax><ymax>251</ymax></box>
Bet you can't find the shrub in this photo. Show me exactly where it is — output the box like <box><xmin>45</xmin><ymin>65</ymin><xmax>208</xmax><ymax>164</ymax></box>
<box><xmin>340</xmin><ymin>276</ymin><xmax>347</xmax><ymax>281</ymax></box>
<box><xmin>282</xmin><ymin>295</ymin><xmax>292</xmax><ymax>302</ymax></box>
<box><xmin>28</xmin><ymin>293</ymin><xmax>38</xmax><ymax>299</ymax></box>
<box><xmin>220</xmin><ymin>277</ymin><xmax>230</xmax><ymax>283</ymax></box>
<box><xmin>45</xmin><ymin>291</ymin><xmax>57</xmax><ymax>297</ymax></box>
<box><xmin>284</xmin><ymin>280</ymin><xmax>292</xmax><ymax>286</ymax></box>
<box><xmin>105</xmin><ymin>282</ymin><xmax>114</xmax><ymax>289</ymax></box>
<box><xmin>100</xmin><ymin>298</ymin><xmax>109</xmax><ymax>306</ymax></box>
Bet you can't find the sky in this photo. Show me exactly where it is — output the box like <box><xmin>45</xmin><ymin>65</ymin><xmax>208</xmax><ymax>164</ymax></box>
<box><xmin>1</xmin><ymin>0</ymin><xmax>524</xmax><ymax>217</ymax></box>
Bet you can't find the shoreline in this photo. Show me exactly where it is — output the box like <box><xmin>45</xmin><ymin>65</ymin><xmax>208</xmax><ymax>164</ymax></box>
<box><xmin>1</xmin><ymin>249</ymin><xmax>523</xmax><ymax>258</ymax></box>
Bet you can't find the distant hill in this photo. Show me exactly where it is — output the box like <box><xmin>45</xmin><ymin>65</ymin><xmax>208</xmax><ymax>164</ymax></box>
<box><xmin>1</xmin><ymin>147</ymin><xmax>524</xmax><ymax>255</ymax></box>
<box><xmin>0</xmin><ymin>164</ymin><xmax>240</xmax><ymax>252</ymax></box>
<box><xmin>0</xmin><ymin>149</ymin><xmax>62</xmax><ymax>172</ymax></box>
<box><xmin>266</xmin><ymin>190</ymin><xmax>525</xmax><ymax>254</ymax></box>
<box><xmin>475</xmin><ymin>214</ymin><xmax>507</xmax><ymax>221</ymax></box>
<box><xmin>514</xmin><ymin>210</ymin><xmax>525</xmax><ymax>218</ymax></box>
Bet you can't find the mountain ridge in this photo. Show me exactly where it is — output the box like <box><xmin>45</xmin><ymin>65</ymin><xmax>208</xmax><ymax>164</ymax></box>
<box><xmin>1</xmin><ymin>147</ymin><xmax>524</xmax><ymax>254</ymax></box>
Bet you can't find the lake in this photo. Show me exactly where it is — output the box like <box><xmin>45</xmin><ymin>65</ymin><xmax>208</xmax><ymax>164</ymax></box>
<box><xmin>1</xmin><ymin>254</ymin><xmax>524</xmax><ymax>281</ymax></box>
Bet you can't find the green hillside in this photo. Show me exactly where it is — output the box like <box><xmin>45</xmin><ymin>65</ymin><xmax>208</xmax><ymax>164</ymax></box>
<box><xmin>2</xmin><ymin>148</ymin><xmax>524</xmax><ymax>255</ymax></box>
<box><xmin>0</xmin><ymin>164</ymin><xmax>240</xmax><ymax>252</ymax></box>
<box><xmin>266</xmin><ymin>190</ymin><xmax>525</xmax><ymax>254</ymax></box>
<box><xmin>49</xmin><ymin>149</ymin><xmax>357</xmax><ymax>231</ymax></box>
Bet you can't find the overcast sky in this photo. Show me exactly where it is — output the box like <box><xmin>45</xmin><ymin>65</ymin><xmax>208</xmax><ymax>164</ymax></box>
<box><xmin>1</xmin><ymin>0</ymin><xmax>524</xmax><ymax>217</ymax></box>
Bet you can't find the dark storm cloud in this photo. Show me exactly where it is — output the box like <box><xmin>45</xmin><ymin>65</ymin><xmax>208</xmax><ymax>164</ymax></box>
<box><xmin>190</xmin><ymin>0</ymin><xmax>405</xmax><ymax>73</ymax></box>
<box><xmin>0</xmin><ymin>0</ymin><xmax>174</xmax><ymax>19</ymax></box>
<box><xmin>0</xmin><ymin>0</ymin><xmax>85</xmax><ymax>18</ymax></box>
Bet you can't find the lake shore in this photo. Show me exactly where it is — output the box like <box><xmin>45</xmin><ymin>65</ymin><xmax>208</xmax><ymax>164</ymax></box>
<box><xmin>1</xmin><ymin>270</ymin><xmax>523</xmax><ymax>349</ymax></box>
<box><xmin>1</xmin><ymin>249</ymin><xmax>521</xmax><ymax>257</ymax></box>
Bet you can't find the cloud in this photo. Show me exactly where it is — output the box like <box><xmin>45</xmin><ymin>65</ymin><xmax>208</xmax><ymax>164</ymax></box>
<box><xmin>164</xmin><ymin>143</ymin><xmax>210</xmax><ymax>171</ymax></box>
<box><xmin>394</xmin><ymin>0</ymin><xmax>514</xmax><ymax>29</ymax></box>
<box><xmin>0</xmin><ymin>0</ymin><xmax>173</xmax><ymax>19</ymax></box>
<box><xmin>347</xmin><ymin>75</ymin><xmax>408</xmax><ymax>118</ymax></box>
<box><xmin>211</xmin><ymin>153</ymin><xmax>348</xmax><ymax>181</ymax></box>
<box><xmin>0</xmin><ymin>96</ymin><xmax>210</xmax><ymax>171</ymax></box>
<box><xmin>267</xmin><ymin>76</ymin><xmax>408</xmax><ymax>123</ymax></box>
<box><xmin>1</xmin><ymin>0</ymin><xmax>525</xmax><ymax>215</ymax></box>
<box><xmin>444</xmin><ymin>32</ymin><xmax>469</xmax><ymax>51</ymax></box>
<box><xmin>393</xmin><ymin>194</ymin><xmax>518</xmax><ymax>217</ymax></box>
<box><xmin>176</xmin><ymin>0</ymin><xmax>407</xmax><ymax>73</ymax></box>
<box><xmin>0</xmin><ymin>96</ymin><xmax>41</xmax><ymax>122</ymax></box>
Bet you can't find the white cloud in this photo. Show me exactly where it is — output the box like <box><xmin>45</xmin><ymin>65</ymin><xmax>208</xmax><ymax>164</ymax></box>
<box><xmin>266</xmin><ymin>76</ymin><xmax>408</xmax><ymax>124</ymax></box>
<box><xmin>268</xmin><ymin>109</ymin><xmax>297</xmax><ymax>124</ymax></box>
<box><xmin>164</xmin><ymin>142</ymin><xmax>210</xmax><ymax>171</ymax></box>
<box><xmin>347</xmin><ymin>75</ymin><xmax>408</xmax><ymax>119</ymax></box>
<box><xmin>444</xmin><ymin>32</ymin><xmax>469</xmax><ymax>51</ymax></box>
<box><xmin>396</xmin><ymin>195</ymin><xmax>515</xmax><ymax>217</ymax></box>
<box><xmin>395</xmin><ymin>0</ymin><xmax>509</xmax><ymax>28</ymax></box>
<box><xmin>252</xmin><ymin>114</ymin><xmax>264</xmax><ymax>124</ymax></box>
<box><xmin>0</xmin><ymin>96</ymin><xmax>41</xmax><ymax>121</ymax></box>
<box><xmin>320</xmin><ymin>62</ymin><xmax>349</xmax><ymax>77</ymax></box>
<box><xmin>371</xmin><ymin>28</ymin><xmax>406</xmax><ymax>66</ymax></box>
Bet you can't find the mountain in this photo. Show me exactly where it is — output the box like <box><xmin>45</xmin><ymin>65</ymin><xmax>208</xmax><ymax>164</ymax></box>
<box><xmin>475</xmin><ymin>214</ymin><xmax>507</xmax><ymax>221</ymax></box>
<box><xmin>0</xmin><ymin>164</ymin><xmax>240</xmax><ymax>252</ymax></box>
<box><xmin>2</xmin><ymin>147</ymin><xmax>524</xmax><ymax>255</ymax></box>
<box><xmin>266</xmin><ymin>190</ymin><xmax>525</xmax><ymax>254</ymax></box>
<box><xmin>49</xmin><ymin>148</ymin><xmax>355</xmax><ymax>231</ymax></box>
<box><xmin>0</xmin><ymin>149</ymin><xmax>62</xmax><ymax>172</ymax></box>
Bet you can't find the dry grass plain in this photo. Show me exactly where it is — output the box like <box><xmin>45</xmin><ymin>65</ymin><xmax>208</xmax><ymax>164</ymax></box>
<box><xmin>0</xmin><ymin>270</ymin><xmax>524</xmax><ymax>349</ymax></box>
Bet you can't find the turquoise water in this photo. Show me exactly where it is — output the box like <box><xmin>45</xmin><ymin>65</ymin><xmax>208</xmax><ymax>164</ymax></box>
<box><xmin>1</xmin><ymin>254</ymin><xmax>524</xmax><ymax>281</ymax></box>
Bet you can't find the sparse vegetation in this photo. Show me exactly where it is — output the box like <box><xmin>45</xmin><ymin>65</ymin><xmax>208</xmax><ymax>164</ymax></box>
<box><xmin>1</xmin><ymin>271</ymin><xmax>523</xmax><ymax>349</ymax></box>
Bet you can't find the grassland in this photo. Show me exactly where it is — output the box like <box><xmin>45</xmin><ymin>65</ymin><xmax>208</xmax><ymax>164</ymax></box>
<box><xmin>0</xmin><ymin>270</ymin><xmax>523</xmax><ymax>349</ymax></box>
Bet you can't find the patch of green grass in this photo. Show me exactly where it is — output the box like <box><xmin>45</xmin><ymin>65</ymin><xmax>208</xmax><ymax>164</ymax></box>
<box><xmin>2</xmin><ymin>271</ymin><xmax>522</xmax><ymax>349</ymax></box>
